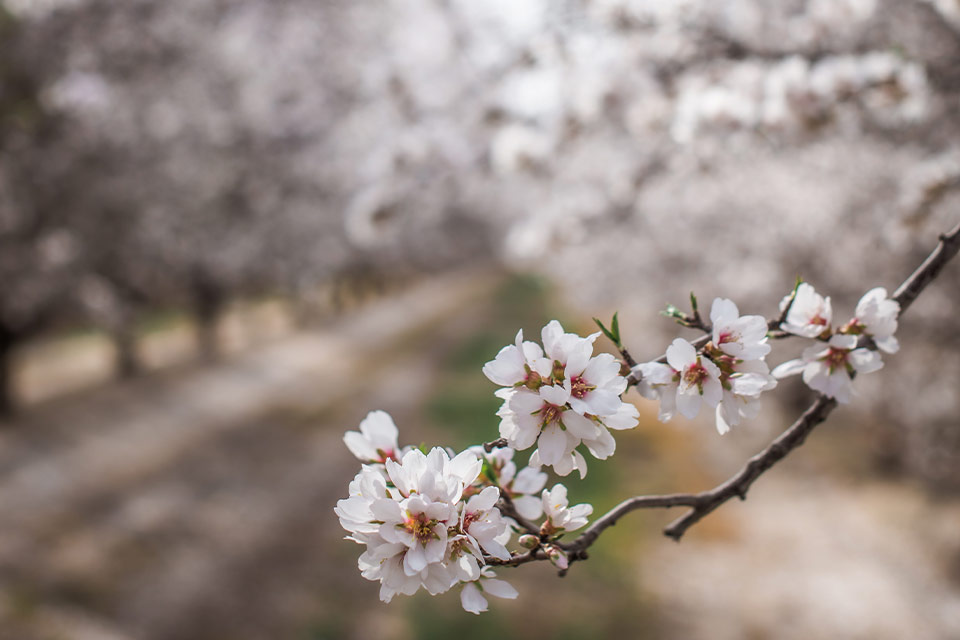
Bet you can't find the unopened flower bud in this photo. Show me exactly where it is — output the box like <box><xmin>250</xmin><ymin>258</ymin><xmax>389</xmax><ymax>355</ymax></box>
<box><xmin>518</xmin><ymin>534</ymin><xmax>539</xmax><ymax>549</ymax></box>
<box><xmin>546</xmin><ymin>545</ymin><xmax>569</xmax><ymax>570</ymax></box>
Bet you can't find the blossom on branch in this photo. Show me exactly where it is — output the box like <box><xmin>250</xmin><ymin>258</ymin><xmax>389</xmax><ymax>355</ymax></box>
<box><xmin>634</xmin><ymin>298</ymin><xmax>776</xmax><ymax>434</ymax></box>
<box><xmin>780</xmin><ymin>283</ymin><xmax>833</xmax><ymax>338</ymax></box>
<box><xmin>343</xmin><ymin>410</ymin><xmax>402</xmax><ymax>464</ymax></box>
<box><xmin>667</xmin><ymin>337</ymin><xmax>723</xmax><ymax>420</ymax></box>
<box><xmin>335</xmin><ymin>434</ymin><xmax>517</xmax><ymax>613</ymax></box>
<box><xmin>484</xmin><ymin>320</ymin><xmax>639</xmax><ymax>476</ymax></box>
<box><xmin>540</xmin><ymin>483</ymin><xmax>593</xmax><ymax>535</ymax></box>
<box><xmin>772</xmin><ymin>334</ymin><xmax>883</xmax><ymax>403</ymax></box>
<box><xmin>847</xmin><ymin>287</ymin><xmax>900</xmax><ymax>353</ymax></box>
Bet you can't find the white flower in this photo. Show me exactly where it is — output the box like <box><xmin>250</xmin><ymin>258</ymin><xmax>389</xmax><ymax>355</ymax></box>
<box><xmin>335</xmin><ymin>465</ymin><xmax>390</xmax><ymax>537</ymax></box>
<box><xmin>540</xmin><ymin>320</ymin><xmax>600</xmax><ymax>375</ymax></box>
<box><xmin>460</xmin><ymin>569</ymin><xmax>518</xmax><ymax>615</ymax></box>
<box><xmin>343</xmin><ymin>410</ymin><xmax>400</xmax><ymax>464</ymax></box>
<box><xmin>385</xmin><ymin>447</ymin><xmax>481</xmax><ymax>504</ymax></box>
<box><xmin>541</xmin><ymin>483</ymin><xmax>593</xmax><ymax>534</ymax></box>
<box><xmin>505</xmin><ymin>385</ymin><xmax>600</xmax><ymax>465</ymax></box>
<box><xmin>666</xmin><ymin>338</ymin><xmax>723</xmax><ymax>419</ymax></box>
<box><xmin>710</xmin><ymin>298</ymin><xmax>771</xmax><ymax>360</ymax></box>
<box><xmin>850</xmin><ymin>287</ymin><xmax>900</xmax><ymax>353</ymax></box>
<box><xmin>374</xmin><ymin>494</ymin><xmax>454</xmax><ymax>576</ymax></box>
<box><xmin>564</xmin><ymin>352</ymin><xmax>629</xmax><ymax>417</ymax></box>
<box><xmin>461</xmin><ymin>486</ymin><xmax>511</xmax><ymax>561</ymax></box>
<box><xmin>633</xmin><ymin>361</ymin><xmax>679</xmax><ymax>422</ymax></box>
<box><xmin>485</xmin><ymin>320</ymin><xmax>638</xmax><ymax>475</ymax></box>
<box><xmin>338</xmin><ymin>444</ymin><xmax>517</xmax><ymax>609</ymax></box>
<box><xmin>715</xmin><ymin>361</ymin><xmax>777</xmax><ymax>435</ymax></box>
<box><xmin>772</xmin><ymin>334</ymin><xmax>883</xmax><ymax>404</ymax></box>
<box><xmin>780</xmin><ymin>283</ymin><xmax>832</xmax><ymax>338</ymax></box>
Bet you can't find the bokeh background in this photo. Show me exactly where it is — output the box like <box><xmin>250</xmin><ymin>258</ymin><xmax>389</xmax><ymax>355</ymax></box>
<box><xmin>1</xmin><ymin>0</ymin><xmax>960</xmax><ymax>638</ymax></box>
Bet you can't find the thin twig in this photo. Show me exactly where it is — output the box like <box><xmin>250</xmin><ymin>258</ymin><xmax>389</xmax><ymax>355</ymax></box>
<box><xmin>485</xmin><ymin>548</ymin><xmax>545</xmax><ymax>567</ymax></box>
<box><xmin>483</xmin><ymin>438</ymin><xmax>508</xmax><ymax>453</ymax></box>
<box><xmin>495</xmin><ymin>488</ymin><xmax>542</xmax><ymax>536</ymax></box>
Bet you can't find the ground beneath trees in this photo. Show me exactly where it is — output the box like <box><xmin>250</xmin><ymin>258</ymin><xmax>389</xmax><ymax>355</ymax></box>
<box><xmin>0</xmin><ymin>270</ymin><xmax>957</xmax><ymax>640</ymax></box>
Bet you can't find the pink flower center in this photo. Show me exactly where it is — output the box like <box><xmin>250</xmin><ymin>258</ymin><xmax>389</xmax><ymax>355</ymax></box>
<box><xmin>717</xmin><ymin>330</ymin><xmax>738</xmax><ymax>345</ymax></box>
<box><xmin>403</xmin><ymin>512</ymin><xmax>438</xmax><ymax>544</ymax></box>
<box><xmin>569</xmin><ymin>375</ymin><xmax>593</xmax><ymax>399</ymax></box>
<box><xmin>822</xmin><ymin>347</ymin><xmax>849</xmax><ymax>372</ymax></box>
<box><xmin>539</xmin><ymin>402</ymin><xmax>564</xmax><ymax>426</ymax></box>
<box><xmin>683</xmin><ymin>360</ymin><xmax>709</xmax><ymax>388</ymax></box>
<box><xmin>810</xmin><ymin>313</ymin><xmax>829</xmax><ymax>326</ymax></box>
<box><xmin>375</xmin><ymin>448</ymin><xmax>397</xmax><ymax>464</ymax></box>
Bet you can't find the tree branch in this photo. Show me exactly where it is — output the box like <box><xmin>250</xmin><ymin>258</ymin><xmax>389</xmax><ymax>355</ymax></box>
<box><xmin>564</xmin><ymin>221</ymin><xmax>960</xmax><ymax>553</ymax></box>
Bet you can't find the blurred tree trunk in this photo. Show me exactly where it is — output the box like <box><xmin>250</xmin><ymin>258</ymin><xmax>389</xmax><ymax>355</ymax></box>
<box><xmin>0</xmin><ymin>323</ymin><xmax>19</xmax><ymax>417</ymax></box>
<box><xmin>191</xmin><ymin>275</ymin><xmax>224</xmax><ymax>363</ymax></box>
<box><xmin>112</xmin><ymin>321</ymin><xmax>141</xmax><ymax>379</ymax></box>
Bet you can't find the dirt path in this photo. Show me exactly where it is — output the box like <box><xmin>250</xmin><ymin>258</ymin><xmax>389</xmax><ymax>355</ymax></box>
<box><xmin>0</xmin><ymin>269</ymin><xmax>499</xmax><ymax>640</ymax></box>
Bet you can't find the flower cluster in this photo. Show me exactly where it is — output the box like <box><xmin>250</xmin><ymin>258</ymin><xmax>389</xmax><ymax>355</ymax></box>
<box><xmin>634</xmin><ymin>298</ymin><xmax>777</xmax><ymax>434</ymax></box>
<box><xmin>337</xmin><ymin>414</ymin><xmax>518</xmax><ymax>613</ymax></box>
<box><xmin>337</xmin><ymin>410</ymin><xmax>598</xmax><ymax>615</ymax></box>
<box><xmin>772</xmin><ymin>285</ymin><xmax>899</xmax><ymax>403</ymax></box>
<box><xmin>483</xmin><ymin>320</ymin><xmax>640</xmax><ymax>477</ymax></box>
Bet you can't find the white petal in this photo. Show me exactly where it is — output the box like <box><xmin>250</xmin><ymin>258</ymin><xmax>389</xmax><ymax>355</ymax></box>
<box><xmin>359</xmin><ymin>411</ymin><xmax>399</xmax><ymax>449</ymax></box>
<box><xmin>537</xmin><ymin>424</ymin><xmax>567</xmax><ymax>466</ymax></box>
<box><xmin>666</xmin><ymin>338</ymin><xmax>697</xmax><ymax>371</ymax></box>
<box><xmin>482</xmin><ymin>345</ymin><xmax>527</xmax><ymax>387</ymax></box>
<box><xmin>829</xmin><ymin>334</ymin><xmax>858</xmax><ymax>350</ymax></box>
<box><xmin>675</xmin><ymin>388</ymin><xmax>702</xmax><ymax>419</ymax></box>
<box><xmin>343</xmin><ymin>431</ymin><xmax>378</xmax><ymax>462</ymax></box>
<box><xmin>563</xmin><ymin>411</ymin><xmax>600</xmax><ymax>439</ymax></box>
<box><xmin>513</xmin><ymin>495</ymin><xmax>543</xmax><ymax>520</ymax></box>
<box><xmin>482</xmin><ymin>579</ymin><xmax>519</xmax><ymax>600</ymax></box>
<box><xmin>539</xmin><ymin>384</ymin><xmax>570</xmax><ymax>407</ymax></box>
<box><xmin>467</xmin><ymin>486</ymin><xmax>500</xmax><ymax>514</ymax></box>
<box><xmin>460</xmin><ymin>583</ymin><xmax>488</xmax><ymax>614</ymax></box>
<box><xmin>715</xmin><ymin>404</ymin><xmax>731</xmax><ymax>435</ymax></box>
<box><xmin>849</xmin><ymin>348</ymin><xmax>883</xmax><ymax>374</ymax></box>
<box><xmin>874</xmin><ymin>335</ymin><xmax>899</xmax><ymax>354</ymax></box>
<box><xmin>772</xmin><ymin>359</ymin><xmax>806</xmax><ymax>379</ymax></box>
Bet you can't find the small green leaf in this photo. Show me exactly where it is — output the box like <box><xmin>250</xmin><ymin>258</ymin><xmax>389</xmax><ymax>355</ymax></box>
<box><xmin>689</xmin><ymin>292</ymin><xmax>699</xmax><ymax>315</ymax></box>
<box><xmin>610</xmin><ymin>312</ymin><xmax>620</xmax><ymax>344</ymax></box>
<box><xmin>592</xmin><ymin>316</ymin><xmax>621</xmax><ymax>347</ymax></box>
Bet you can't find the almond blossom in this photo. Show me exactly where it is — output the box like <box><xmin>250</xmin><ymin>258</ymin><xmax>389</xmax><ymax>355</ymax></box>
<box><xmin>846</xmin><ymin>287</ymin><xmax>900</xmax><ymax>353</ymax></box>
<box><xmin>633</xmin><ymin>361</ymin><xmax>679</xmax><ymax>422</ymax></box>
<box><xmin>484</xmin><ymin>320</ymin><xmax>638</xmax><ymax>476</ymax></box>
<box><xmin>772</xmin><ymin>333</ymin><xmax>883</xmax><ymax>403</ymax></box>
<box><xmin>780</xmin><ymin>283</ymin><xmax>833</xmax><ymax>338</ymax></box>
<box><xmin>710</xmin><ymin>298</ymin><xmax>772</xmax><ymax>360</ymax></box>
<box><xmin>336</xmin><ymin>442</ymin><xmax>518</xmax><ymax>612</ymax></box>
<box><xmin>667</xmin><ymin>338</ymin><xmax>723</xmax><ymax>420</ymax></box>
<box><xmin>541</xmin><ymin>483</ymin><xmax>593</xmax><ymax>535</ymax></box>
<box><xmin>715</xmin><ymin>363</ymin><xmax>778</xmax><ymax>435</ymax></box>
<box><xmin>343</xmin><ymin>410</ymin><xmax>401</xmax><ymax>464</ymax></box>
